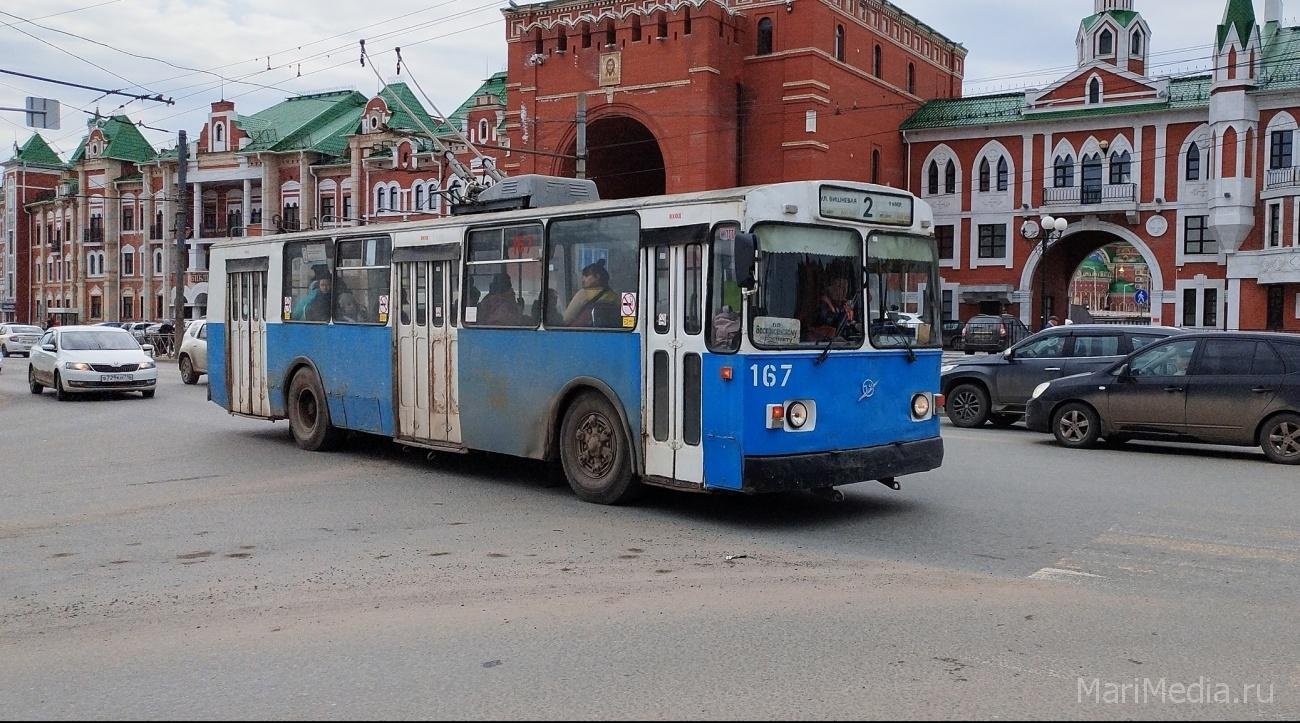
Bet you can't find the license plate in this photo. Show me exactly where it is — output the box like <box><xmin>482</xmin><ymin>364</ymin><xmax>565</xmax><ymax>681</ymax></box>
<box><xmin>101</xmin><ymin>374</ymin><xmax>133</xmax><ymax>383</ymax></box>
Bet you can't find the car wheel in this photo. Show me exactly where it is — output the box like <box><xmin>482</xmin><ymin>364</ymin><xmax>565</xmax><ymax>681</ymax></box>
<box><xmin>559</xmin><ymin>392</ymin><xmax>640</xmax><ymax>505</ymax></box>
<box><xmin>54</xmin><ymin>372</ymin><xmax>69</xmax><ymax>402</ymax></box>
<box><xmin>1259</xmin><ymin>413</ymin><xmax>1300</xmax><ymax>465</ymax></box>
<box><xmin>989</xmin><ymin>413</ymin><xmax>1018</xmax><ymax>428</ymax></box>
<box><xmin>287</xmin><ymin>368</ymin><xmax>344</xmax><ymax>451</ymax></box>
<box><xmin>180</xmin><ymin>356</ymin><xmax>199</xmax><ymax>385</ymax></box>
<box><xmin>946</xmin><ymin>383</ymin><xmax>990</xmax><ymax>428</ymax></box>
<box><xmin>1052</xmin><ymin>402</ymin><xmax>1101</xmax><ymax>449</ymax></box>
<box><xmin>28</xmin><ymin>367</ymin><xmax>43</xmax><ymax>395</ymax></box>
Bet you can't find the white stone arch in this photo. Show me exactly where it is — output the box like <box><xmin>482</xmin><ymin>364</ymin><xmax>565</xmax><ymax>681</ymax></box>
<box><xmin>1050</xmin><ymin>139</ymin><xmax>1078</xmax><ymax>185</ymax></box>
<box><xmin>1265</xmin><ymin>112</ymin><xmax>1297</xmax><ymax>170</ymax></box>
<box><xmin>1017</xmin><ymin>219</ymin><xmax>1167</xmax><ymax>327</ymax></box>
<box><xmin>1087</xmin><ymin>73</ymin><xmax>1105</xmax><ymax>105</ymax></box>
<box><xmin>1178</xmin><ymin>123</ymin><xmax>1212</xmax><ymax>185</ymax></box>
<box><xmin>184</xmin><ymin>282</ymin><xmax>210</xmax><ymax>305</ymax></box>
<box><xmin>971</xmin><ymin>139</ymin><xmax>1014</xmax><ymax>193</ymax></box>
<box><xmin>920</xmin><ymin>143</ymin><xmax>961</xmax><ymax>196</ymax></box>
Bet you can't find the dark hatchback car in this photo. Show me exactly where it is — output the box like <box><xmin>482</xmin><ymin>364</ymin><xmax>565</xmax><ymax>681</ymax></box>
<box><xmin>960</xmin><ymin>313</ymin><xmax>1029</xmax><ymax>354</ymax></box>
<box><xmin>1026</xmin><ymin>332</ymin><xmax>1300</xmax><ymax>464</ymax></box>
<box><xmin>942</xmin><ymin>324</ymin><xmax>1182</xmax><ymax>428</ymax></box>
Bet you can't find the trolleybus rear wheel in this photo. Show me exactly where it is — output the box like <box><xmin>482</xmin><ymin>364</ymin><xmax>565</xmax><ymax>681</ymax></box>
<box><xmin>560</xmin><ymin>392</ymin><xmax>640</xmax><ymax>505</ymax></box>
<box><xmin>288</xmin><ymin>369</ymin><xmax>344</xmax><ymax>452</ymax></box>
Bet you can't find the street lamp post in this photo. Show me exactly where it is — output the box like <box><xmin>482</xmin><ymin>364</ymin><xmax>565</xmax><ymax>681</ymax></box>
<box><xmin>1021</xmin><ymin>214</ymin><xmax>1069</xmax><ymax>330</ymax></box>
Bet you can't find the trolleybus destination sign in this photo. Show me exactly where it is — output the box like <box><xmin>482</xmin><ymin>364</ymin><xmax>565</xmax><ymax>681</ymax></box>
<box><xmin>819</xmin><ymin>186</ymin><xmax>914</xmax><ymax>227</ymax></box>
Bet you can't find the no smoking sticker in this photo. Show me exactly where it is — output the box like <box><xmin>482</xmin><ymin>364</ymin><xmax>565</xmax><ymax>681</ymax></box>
<box><xmin>620</xmin><ymin>292</ymin><xmax>637</xmax><ymax>317</ymax></box>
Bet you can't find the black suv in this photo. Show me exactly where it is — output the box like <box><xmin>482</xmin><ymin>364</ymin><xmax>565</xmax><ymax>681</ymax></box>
<box><xmin>960</xmin><ymin>314</ymin><xmax>1030</xmax><ymax>354</ymax></box>
<box><xmin>942</xmin><ymin>324</ymin><xmax>1183</xmax><ymax>428</ymax></box>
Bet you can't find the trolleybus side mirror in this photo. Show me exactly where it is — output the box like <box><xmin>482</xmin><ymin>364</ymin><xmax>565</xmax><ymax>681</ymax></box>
<box><xmin>734</xmin><ymin>233</ymin><xmax>758</xmax><ymax>290</ymax></box>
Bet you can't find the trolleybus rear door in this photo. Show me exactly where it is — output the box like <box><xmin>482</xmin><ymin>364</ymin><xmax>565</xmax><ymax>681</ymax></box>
<box><xmin>644</xmin><ymin>242</ymin><xmax>706</xmax><ymax>485</ymax></box>
<box><xmin>395</xmin><ymin>259</ymin><xmax>462</xmax><ymax>446</ymax></box>
<box><xmin>225</xmin><ymin>265</ymin><xmax>269</xmax><ymax>417</ymax></box>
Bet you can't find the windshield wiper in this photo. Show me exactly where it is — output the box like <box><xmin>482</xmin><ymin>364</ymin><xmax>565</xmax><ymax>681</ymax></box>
<box><xmin>814</xmin><ymin>313</ymin><xmax>849</xmax><ymax>366</ymax></box>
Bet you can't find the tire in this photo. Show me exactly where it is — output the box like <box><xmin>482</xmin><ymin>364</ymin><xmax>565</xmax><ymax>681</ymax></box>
<box><xmin>989</xmin><ymin>413</ymin><xmax>1019</xmax><ymax>428</ymax></box>
<box><xmin>54</xmin><ymin>372</ymin><xmax>69</xmax><ymax>402</ymax></box>
<box><xmin>1259</xmin><ymin>413</ymin><xmax>1300</xmax><ymax>465</ymax></box>
<box><xmin>142</xmin><ymin>390</ymin><xmax>156</xmax><ymax>399</ymax></box>
<box><xmin>179</xmin><ymin>356</ymin><xmax>199</xmax><ymax>385</ymax></box>
<box><xmin>946</xmin><ymin>383</ymin><xmax>990</xmax><ymax>428</ymax></box>
<box><xmin>1052</xmin><ymin>402</ymin><xmax>1101</xmax><ymax>449</ymax></box>
<box><xmin>28</xmin><ymin>367</ymin><xmax>43</xmax><ymax>395</ymax></box>
<box><xmin>287</xmin><ymin>369</ymin><xmax>344</xmax><ymax>451</ymax></box>
<box><xmin>559</xmin><ymin>392</ymin><xmax>640</xmax><ymax>505</ymax></box>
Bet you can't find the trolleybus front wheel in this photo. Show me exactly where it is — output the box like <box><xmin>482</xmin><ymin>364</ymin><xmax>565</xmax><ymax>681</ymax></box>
<box><xmin>288</xmin><ymin>369</ymin><xmax>344</xmax><ymax>452</ymax></box>
<box><xmin>560</xmin><ymin>392</ymin><xmax>640</xmax><ymax>505</ymax></box>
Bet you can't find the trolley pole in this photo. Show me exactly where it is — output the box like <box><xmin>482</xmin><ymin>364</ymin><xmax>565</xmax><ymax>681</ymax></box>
<box><xmin>172</xmin><ymin>131</ymin><xmax>188</xmax><ymax>353</ymax></box>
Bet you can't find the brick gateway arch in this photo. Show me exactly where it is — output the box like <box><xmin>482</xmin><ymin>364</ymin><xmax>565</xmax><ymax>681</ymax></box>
<box><xmin>555</xmin><ymin>113</ymin><xmax>666</xmax><ymax>200</ymax></box>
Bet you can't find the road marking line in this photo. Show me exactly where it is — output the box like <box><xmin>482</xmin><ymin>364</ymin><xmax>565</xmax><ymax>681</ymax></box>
<box><xmin>1028</xmin><ymin>567</ymin><xmax>1103</xmax><ymax>581</ymax></box>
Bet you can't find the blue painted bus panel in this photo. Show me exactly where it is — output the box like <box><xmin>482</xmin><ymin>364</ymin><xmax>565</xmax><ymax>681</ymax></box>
<box><xmin>209</xmin><ymin>322</ymin><xmax>228</xmax><ymax>409</ymax></box>
<box><xmin>701</xmin><ymin>350</ymin><xmax>942</xmax><ymax>491</ymax></box>
<box><xmin>456</xmin><ymin>329</ymin><xmax>642</xmax><ymax>460</ymax></box>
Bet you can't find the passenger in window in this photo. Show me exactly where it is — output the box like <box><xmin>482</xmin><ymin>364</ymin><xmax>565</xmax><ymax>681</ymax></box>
<box><xmin>562</xmin><ymin>259</ymin><xmax>619</xmax><ymax>327</ymax></box>
<box><xmin>478</xmin><ymin>272</ymin><xmax>525</xmax><ymax>326</ymax></box>
<box><xmin>335</xmin><ymin>292</ymin><xmax>367</xmax><ymax>323</ymax></box>
<box><xmin>292</xmin><ymin>266</ymin><xmax>333</xmax><ymax>321</ymax></box>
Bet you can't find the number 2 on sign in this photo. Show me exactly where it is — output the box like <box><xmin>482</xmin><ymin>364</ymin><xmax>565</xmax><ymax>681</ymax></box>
<box><xmin>751</xmin><ymin>364</ymin><xmax>793</xmax><ymax>388</ymax></box>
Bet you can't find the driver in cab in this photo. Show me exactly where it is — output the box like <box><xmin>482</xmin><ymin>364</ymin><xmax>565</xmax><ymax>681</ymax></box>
<box><xmin>806</xmin><ymin>276</ymin><xmax>859</xmax><ymax>341</ymax></box>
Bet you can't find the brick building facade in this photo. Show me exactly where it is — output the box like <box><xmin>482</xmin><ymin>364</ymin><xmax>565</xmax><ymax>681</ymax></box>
<box><xmin>903</xmin><ymin>0</ymin><xmax>1300</xmax><ymax>333</ymax></box>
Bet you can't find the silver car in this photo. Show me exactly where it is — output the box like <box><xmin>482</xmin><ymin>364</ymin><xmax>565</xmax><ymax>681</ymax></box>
<box><xmin>1</xmin><ymin>324</ymin><xmax>45</xmax><ymax>357</ymax></box>
<box><xmin>28</xmin><ymin>326</ymin><xmax>159</xmax><ymax>400</ymax></box>
<box><xmin>178</xmin><ymin>320</ymin><xmax>208</xmax><ymax>384</ymax></box>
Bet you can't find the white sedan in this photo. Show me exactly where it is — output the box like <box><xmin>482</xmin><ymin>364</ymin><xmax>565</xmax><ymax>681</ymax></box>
<box><xmin>28</xmin><ymin>325</ymin><xmax>158</xmax><ymax>400</ymax></box>
<box><xmin>1</xmin><ymin>324</ymin><xmax>44</xmax><ymax>357</ymax></box>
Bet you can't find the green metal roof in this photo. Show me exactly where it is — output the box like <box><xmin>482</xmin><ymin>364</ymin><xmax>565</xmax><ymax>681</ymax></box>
<box><xmin>1218</xmin><ymin>0</ymin><xmax>1257</xmax><ymax>51</ymax></box>
<box><xmin>69</xmin><ymin>115</ymin><xmax>156</xmax><ymax>164</ymax></box>
<box><xmin>436</xmin><ymin>72</ymin><xmax>506</xmax><ymax>135</ymax></box>
<box><xmin>378</xmin><ymin>82</ymin><xmax>439</xmax><ymax>135</ymax></box>
<box><xmin>1082</xmin><ymin>10</ymin><xmax>1140</xmax><ymax>32</ymax></box>
<box><xmin>239</xmin><ymin>90</ymin><xmax>368</xmax><ymax>154</ymax></box>
<box><xmin>1260</xmin><ymin>26</ymin><xmax>1300</xmax><ymax>89</ymax></box>
<box><xmin>9</xmin><ymin>133</ymin><xmax>64</xmax><ymax>166</ymax></box>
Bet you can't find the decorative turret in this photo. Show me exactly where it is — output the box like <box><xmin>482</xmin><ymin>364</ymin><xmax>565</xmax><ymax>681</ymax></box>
<box><xmin>1213</xmin><ymin>0</ymin><xmax>1261</xmax><ymax>91</ymax></box>
<box><xmin>1208</xmin><ymin>0</ymin><xmax>1263</xmax><ymax>253</ymax></box>
<box><xmin>1076</xmin><ymin>0</ymin><xmax>1152</xmax><ymax>75</ymax></box>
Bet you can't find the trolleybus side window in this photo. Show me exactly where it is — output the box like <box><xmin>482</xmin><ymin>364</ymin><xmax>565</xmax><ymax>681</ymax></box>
<box><xmin>464</xmin><ymin>224</ymin><xmax>543</xmax><ymax>328</ymax></box>
<box><xmin>708</xmin><ymin>223</ymin><xmax>743</xmax><ymax>353</ymax></box>
<box><xmin>684</xmin><ymin>243</ymin><xmax>703</xmax><ymax>335</ymax></box>
<box><xmin>545</xmin><ymin>213</ymin><xmax>639</xmax><ymax>330</ymax></box>
<box><xmin>334</xmin><ymin>236</ymin><xmax>391</xmax><ymax>325</ymax></box>
<box><xmin>283</xmin><ymin>240</ymin><xmax>331</xmax><ymax>323</ymax></box>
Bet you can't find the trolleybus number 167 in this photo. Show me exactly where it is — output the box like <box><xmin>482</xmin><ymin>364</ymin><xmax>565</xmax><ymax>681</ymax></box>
<box><xmin>751</xmin><ymin>364</ymin><xmax>794</xmax><ymax>388</ymax></box>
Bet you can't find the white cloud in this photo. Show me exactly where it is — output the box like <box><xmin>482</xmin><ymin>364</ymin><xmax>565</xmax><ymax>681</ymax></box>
<box><xmin>0</xmin><ymin>0</ymin><xmax>1268</xmax><ymax>158</ymax></box>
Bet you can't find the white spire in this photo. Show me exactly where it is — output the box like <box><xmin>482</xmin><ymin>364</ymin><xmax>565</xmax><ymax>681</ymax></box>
<box><xmin>1266</xmin><ymin>0</ymin><xmax>1283</xmax><ymax>24</ymax></box>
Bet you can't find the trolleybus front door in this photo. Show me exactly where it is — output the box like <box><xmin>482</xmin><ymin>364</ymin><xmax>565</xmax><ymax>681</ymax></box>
<box><xmin>225</xmin><ymin>268</ymin><xmax>269</xmax><ymax>417</ymax></box>
<box><xmin>395</xmin><ymin>260</ymin><xmax>462</xmax><ymax>446</ymax></box>
<box><xmin>643</xmin><ymin>242</ymin><xmax>706</xmax><ymax>485</ymax></box>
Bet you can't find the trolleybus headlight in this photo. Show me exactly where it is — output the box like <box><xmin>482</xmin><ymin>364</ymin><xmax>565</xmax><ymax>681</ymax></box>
<box><xmin>787</xmin><ymin>402</ymin><xmax>809</xmax><ymax>429</ymax></box>
<box><xmin>911</xmin><ymin>393</ymin><xmax>931</xmax><ymax>419</ymax></box>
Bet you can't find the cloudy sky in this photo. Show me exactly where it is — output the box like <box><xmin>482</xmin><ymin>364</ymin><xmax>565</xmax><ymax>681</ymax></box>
<box><xmin>0</xmin><ymin>0</ymin><xmax>1270</xmax><ymax>159</ymax></box>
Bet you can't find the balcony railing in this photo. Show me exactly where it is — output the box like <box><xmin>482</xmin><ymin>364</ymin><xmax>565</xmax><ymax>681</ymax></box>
<box><xmin>1042</xmin><ymin>183</ymin><xmax>1136</xmax><ymax>206</ymax></box>
<box><xmin>83</xmin><ymin>228</ymin><xmax>104</xmax><ymax>243</ymax></box>
<box><xmin>1265</xmin><ymin>167</ymin><xmax>1300</xmax><ymax>191</ymax></box>
<box><xmin>199</xmin><ymin>225</ymin><xmax>244</xmax><ymax>238</ymax></box>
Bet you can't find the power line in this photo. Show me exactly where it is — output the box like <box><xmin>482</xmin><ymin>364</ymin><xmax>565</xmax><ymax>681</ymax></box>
<box><xmin>0</xmin><ymin>68</ymin><xmax>172</xmax><ymax>105</ymax></box>
<box><xmin>0</xmin><ymin>14</ymin><xmax>161</xmax><ymax>98</ymax></box>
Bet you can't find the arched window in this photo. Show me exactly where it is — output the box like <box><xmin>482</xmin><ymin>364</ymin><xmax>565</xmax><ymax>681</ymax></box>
<box><xmin>122</xmin><ymin>246</ymin><xmax>135</xmax><ymax>276</ymax></box>
<box><xmin>757</xmin><ymin>18</ymin><xmax>773</xmax><ymax>55</ymax></box>
<box><xmin>927</xmin><ymin>161</ymin><xmax>940</xmax><ymax>195</ymax></box>
<box><xmin>214</xmin><ymin>123</ymin><xmax>224</xmax><ymax>143</ymax></box>
<box><xmin>684</xmin><ymin>7</ymin><xmax>692</xmax><ymax>35</ymax></box>
<box><xmin>414</xmin><ymin>182</ymin><xmax>425</xmax><ymax>211</ymax></box>
<box><xmin>657</xmin><ymin>12</ymin><xmax>668</xmax><ymax>39</ymax></box>
<box><xmin>834</xmin><ymin>25</ymin><xmax>845</xmax><ymax>62</ymax></box>
<box><xmin>1098</xmin><ymin>28</ymin><xmax>1113</xmax><ymax>56</ymax></box>
<box><xmin>375</xmin><ymin>185</ymin><xmax>386</xmax><ymax>212</ymax></box>
<box><xmin>154</xmin><ymin>249</ymin><xmax>164</xmax><ymax>276</ymax></box>
<box><xmin>873</xmin><ymin>45</ymin><xmax>882</xmax><ymax>77</ymax></box>
<box><xmin>1054</xmin><ymin>155</ymin><xmax>1075</xmax><ymax>188</ymax></box>
<box><xmin>632</xmin><ymin>15</ymin><xmax>642</xmax><ymax>42</ymax></box>
<box><xmin>907</xmin><ymin>63</ymin><xmax>916</xmax><ymax>94</ymax></box>
<box><xmin>556</xmin><ymin>27</ymin><xmax>567</xmax><ymax>53</ymax></box>
<box><xmin>871</xmin><ymin>150</ymin><xmax>881</xmax><ymax>184</ymax></box>
<box><xmin>1109</xmin><ymin>150</ymin><xmax>1132</xmax><ymax>184</ymax></box>
<box><xmin>944</xmin><ymin>160</ymin><xmax>956</xmax><ymax>194</ymax></box>
<box><xmin>1131</xmin><ymin>30</ymin><xmax>1143</xmax><ymax>55</ymax></box>
<box><xmin>605</xmin><ymin>20</ymin><xmax>616</xmax><ymax>46</ymax></box>
<box><xmin>479</xmin><ymin>118</ymin><xmax>489</xmax><ymax>141</ymax></box>
<box><xmin>533</xmin><ymin>29</ymin><xmax>543</xmax><ymax>56</ymax></box>
<box><xmin>979</xmin><ymin>158</ymin><xmax>991</xmax><ymax>192</ymax></box>
<box><xmin>581</xmin><ymin>22</ymin><xmax>591</xmax><ymax>49</ymax></box>
<box><xmin>1186</xmin><ymin>143</ymin><xmax>1202</xmax><ymax>181</ymax></box>
<box><xmin>1089</xmin><ymin>77</ymin><xmax>1101</xmax><ymax>104</ymax></box>
<box><xmin>388</xmin><ymin>185</ymin><xmax>400</xmax><ymax>212</ymax></box>
<box><xmin>996</xmin><ymin>156</ymin><xmax>1009</xmax><ymax>191</ymax></box>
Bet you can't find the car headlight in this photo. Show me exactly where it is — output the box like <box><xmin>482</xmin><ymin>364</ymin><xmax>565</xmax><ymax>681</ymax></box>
<box><xmin>139</xmin><ymin>360</ymin><xmax>156</xmax><ymax>370</ymax></box>
<box><xmin>940</xmin><ymin>364</ymin><xmax>956</xmax><ymax>374</ymax></box>
<box><xmin>1032</xmin><ymin>382</ymin><xmax>1051</xmax><ymax>400</ymax></box>
<box><xmin>64</xmin><ymin>361</ymin><xmax>92</xmax><ymax>371</ymax></box>
<box><xmin>787</xmin><ymin>402</ymin><xmax>810</xmax><ymax>429</ymax></box>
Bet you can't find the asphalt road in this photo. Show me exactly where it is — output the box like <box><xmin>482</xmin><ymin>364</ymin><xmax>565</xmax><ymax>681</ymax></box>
<box><xmin>1</xmin><ymin>357</ymin><xmax>1297</xmax><ymax>720</ymax></box>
